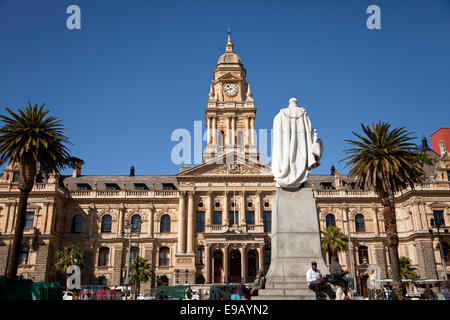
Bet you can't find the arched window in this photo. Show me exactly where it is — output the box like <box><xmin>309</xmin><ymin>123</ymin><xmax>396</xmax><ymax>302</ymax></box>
<box><xmin>264</xmin><ymin>245</ymin><xmax>271</xmax><ymax>267</ymax></box>
<box><xmin>325</xmin><ymin>214</ymin><xmax>336</xmax><ymax>228</ymax></box>
<box><xmin>71</xmin><ymin>214</ymin><xmax>82</xmax><ymax>233</ymax></box>
<box><xmin>159</xmin><ymin>247</ymin><xmax>170</xmax><ymax>266</ymax></box>
<box><xmin>160</xmin><ymin>214</ymin><xmax>171</xmax><ymax>233</ymax></box>
<box><xmin>237</xmin><ymin>130</ymin><xmax>244</xmax><ymax>147</ymax></box>
<box><xmin>358</xmin><ymin>246</ymin><xmax>369</xmax><ymax>264</ymax></box>
<box><xmin>130</xmin><ymin>246</ymin><xmax>139</xmax><ymax>261</ymax></box>
<box><xmin>218</xmin><ymin>131</ymin><xmax>224</xmax><ymax>147</ymax></box>
<box><xmin>131</xmin><ymin>214</ymin><xmax>141</xmax><ymax>233</ymax></box>
<box><xmin>98</xmin><ymin>247</ymin><xmax>110</xmax><ymax>266</ymax></box>
<box><xmin>101</xmin><ymin>214</ymin><xmax>112</xmax><ymax>233</ymax></box>
<box><xmin>19</xmin><ymin>245</ymin><xmax>29</xmax><ymax>265</ymax></box>
<box><xmin>197</xmin><ymin>245</ymin><xmax>205</xmax><ymax>265</ymax></box>
<box><xmin>355</xmin><ymin>214</ymin><xmax>366</xmax><ymax>232</ymax></box>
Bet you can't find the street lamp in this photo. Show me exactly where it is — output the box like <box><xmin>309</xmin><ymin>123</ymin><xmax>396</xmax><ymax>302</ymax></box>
<box><xmin>121</xmin><ymin>218</ymin><xmax>142</xmax><ymax>300</ymax></box>
<box><xmin>428</xmin><ymin>217</ymin><xmax>449</xmax><ymax>281</ymax></box>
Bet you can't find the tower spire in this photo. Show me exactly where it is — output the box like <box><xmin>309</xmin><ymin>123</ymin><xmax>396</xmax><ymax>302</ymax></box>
<box><xmin>225</xmin><ymin>27</ymin><xmax>234</xmax><ymax>52</ymax></box>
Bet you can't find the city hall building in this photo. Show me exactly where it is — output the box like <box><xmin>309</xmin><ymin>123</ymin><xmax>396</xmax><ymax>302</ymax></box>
<box><xmin>0</xmin><ymin>36</ymin><xmax>449</xmax><ymax>295</ymax></box>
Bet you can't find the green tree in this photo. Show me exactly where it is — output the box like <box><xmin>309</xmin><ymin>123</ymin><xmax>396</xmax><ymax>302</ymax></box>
<box><xmin>321</xmin><ymin>225</ymin><xmax>349</xmax><ymax>261</ymax></box>
<box><xmin>0</xmin><ymin>103</ymin><xmax>70</xmax><ymax>278</ymax></box>
<box><xmin>389</xmin><ymin>257</ymin><xmax>419</xmax><ymax>280</ymax></box>
<box><xmin>342</xmin><ymin>121</ymin><xmax>433</xmax><ymax>299</ymax></box>
<box><xmin>129</xmin><ymin>257</ymin><xmax>152</xmax><ymax>297</ymax></box>
<box><xmin>55</xmin><ymin>244</ymin><xmax>85</xmax><ymax>273</ymax></box>
<box><xmin>63</xmin><ymin>156</ymin><xmax>85</xmax><ymax>170</ymax></box>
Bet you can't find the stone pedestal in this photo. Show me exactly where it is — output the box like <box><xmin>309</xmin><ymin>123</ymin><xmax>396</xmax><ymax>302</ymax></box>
<box><xmin>254</xmin><ymin>186</ymin><xmax>328</xmax><ymax>300</ymax></box>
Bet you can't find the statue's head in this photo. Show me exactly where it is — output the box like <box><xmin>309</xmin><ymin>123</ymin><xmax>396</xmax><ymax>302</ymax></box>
<box><xmin>288</xmin><ymin>98</ymin><xmax>298</xmax><ymax>108</ymax></box>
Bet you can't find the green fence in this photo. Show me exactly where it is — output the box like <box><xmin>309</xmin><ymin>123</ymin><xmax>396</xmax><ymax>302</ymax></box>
<box><xmin>0</xmin><ymin>276</ymin><xmax>62</xmax><ymax>300</ymax></box>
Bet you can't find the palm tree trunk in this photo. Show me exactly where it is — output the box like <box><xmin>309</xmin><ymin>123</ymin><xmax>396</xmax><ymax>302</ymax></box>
<box><xmin>6</xmin><ymin>190</ymin><xmax>30</xmax><ymax>278</ymax></box>
<box><xmin>382</xmin><ymin>198</ymin><xmax>403</xmax><ymax>300</ymax></box>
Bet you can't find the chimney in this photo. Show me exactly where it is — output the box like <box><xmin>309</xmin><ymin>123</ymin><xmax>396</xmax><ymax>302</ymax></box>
<box><xmin>72</xmin><ymin>163</ymin><xmax>82</xmax><ymax>177</ymax></box>
<box><xmin>438</xmin><ymin>140</ymin><xmax>447</xmax><ymax>157</ymax></box>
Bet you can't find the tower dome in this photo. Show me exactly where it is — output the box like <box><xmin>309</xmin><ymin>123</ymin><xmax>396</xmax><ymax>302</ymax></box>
<box><xmin>216</xmin><ymin>32</ymin><xmax>243</xmax><ymax>66</ymax></box>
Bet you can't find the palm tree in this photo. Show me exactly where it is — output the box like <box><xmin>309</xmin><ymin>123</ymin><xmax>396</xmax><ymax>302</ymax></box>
<box><xmin>55</xmin><ymin>244</ymin><xmax>85</xmax><ymax>273</ymax></box>
<box><xmin>321</xmin><ymin>225</ymin><xmax>349</xmax><ymax>262</ymax></box>
<box><xmin>0</xmin><ymin>102</ymin><xmax>70</xmax><ymax>278</ymax></box>
<box><xmin>129</xmin><ymin>257</ymin><xmax>152</xmax><ymax>297</ymax></box>
<box><xmin>342</xmin><ymin>121</ymin><xmax>433</xmax><ymax>299</ymax></box>
<box><xmin>388</xmin><ymin>257</ymin><xmax>419</xmax><ymax>280</ymax></box>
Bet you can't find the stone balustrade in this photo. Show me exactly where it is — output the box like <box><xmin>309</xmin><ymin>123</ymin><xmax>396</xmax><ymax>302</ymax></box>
<box><xmin>69</xmin><ymin>190</ymin><xmax>179</xmax><ymax>199</ymax></box>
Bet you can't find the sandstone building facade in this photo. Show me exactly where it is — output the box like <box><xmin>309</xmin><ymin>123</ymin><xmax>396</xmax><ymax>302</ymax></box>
<box><xmin>0</xmin><ymin>36</ymin><xmax>449</xmax><ymax>295</ymax></box>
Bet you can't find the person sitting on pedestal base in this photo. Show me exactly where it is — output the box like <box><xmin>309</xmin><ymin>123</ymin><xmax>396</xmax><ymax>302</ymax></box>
<box><xmin>306</xmin><ymin>261</ymin><xmax>336</xmax><ymax>300</ymax></box>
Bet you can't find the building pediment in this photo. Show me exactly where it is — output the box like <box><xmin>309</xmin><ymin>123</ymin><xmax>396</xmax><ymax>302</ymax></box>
<box><xmin>215</xmin><ymin>73</ymin><xmax>241</xmax><ymax>82</ymax></box>
<box><xmin>176</xmin><ymin>152</ymin><xmax>272</xmax><ymax>177</ymax></box>
<box><xmin>428</xmin><ymin>201</ymin><xmax>448</xmax><ymax>209</ymax></box>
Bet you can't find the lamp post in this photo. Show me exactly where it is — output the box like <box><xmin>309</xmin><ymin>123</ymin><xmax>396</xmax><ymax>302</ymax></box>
<box><xmin>132</xmin><ymin>219</ymin><xmax>141</xmax><ymax>300</ymax></box>
<box><xmin>429</xmin><ymin>217</ymin><xmax>448</xmax><ymax>281</ymax></box>
<box><xmin>122</xmin><ymin>219</ymin><xmax>133</xmax><ymax>300</ymax></box>
<box><xmin>345</xmin><ymin>217</ymin><xmax>356</xmax><ymax>292</ymax></box>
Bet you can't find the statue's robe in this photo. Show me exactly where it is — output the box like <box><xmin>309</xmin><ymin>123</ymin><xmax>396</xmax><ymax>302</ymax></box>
<box><xmin>272</xmin><ymin>106</ymin><xmax>323</xmax><ymax>188</ymax></box>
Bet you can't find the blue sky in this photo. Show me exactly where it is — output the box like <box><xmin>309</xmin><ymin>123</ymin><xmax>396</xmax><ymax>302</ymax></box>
<box><xmin>0</xmin><ymin>0</ymin><xmax>449</xmax><ymax>176</ymax></box>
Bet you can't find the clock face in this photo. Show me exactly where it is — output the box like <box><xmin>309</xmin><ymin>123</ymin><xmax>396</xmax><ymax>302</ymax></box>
<box><xmin>223</xmin><ymin>83</ymin><xmax>238</xmax><ymax>96</ymax></box>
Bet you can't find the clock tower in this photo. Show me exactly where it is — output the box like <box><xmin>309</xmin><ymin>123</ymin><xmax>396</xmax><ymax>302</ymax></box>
<box><xmin>203</xmin><ymin>33</ymin><xmax>258</xmax><ymax>162</ymax></box>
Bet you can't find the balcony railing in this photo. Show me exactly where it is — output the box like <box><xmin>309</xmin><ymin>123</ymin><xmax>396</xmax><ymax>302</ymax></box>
<box><xmin>69</xmin><ymin>190</ymin><xmax>179</xmax><ymax>199</ymax></box>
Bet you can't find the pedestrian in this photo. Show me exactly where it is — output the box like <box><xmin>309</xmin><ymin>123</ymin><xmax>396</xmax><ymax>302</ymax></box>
<box><xmin>442</xmin><ymin>287</ymin><xmax>450</xmax><ymax>300</ymax></box>
<box><xmin>306</xmin><ymin>261</ymin><xmax>335</xmax><ymax>300</ymax></box>
<box><xmin>335</xmin><ymin>281</ymin><xmax>353</xmax><ymax>300</ymax></box>
<box><xmin>329</xmin><ymin>256</ymin><xmax>353</xmax><ymax>290</ymax></box>
<box><xmin>239</xmin><ymin>269</ymin><xmax>266</xmax><ymax>299</ymax></box>
<box><xmin>231</xmin><ymin>288</ymin><xmax>242</xmax><ymax>300</ymax></box>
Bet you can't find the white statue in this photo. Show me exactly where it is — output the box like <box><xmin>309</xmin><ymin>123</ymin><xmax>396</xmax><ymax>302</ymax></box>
<box><xmin>272</xmin><ymin>98</ymin><xmax>323</xmax><ymax>188</ymax></box>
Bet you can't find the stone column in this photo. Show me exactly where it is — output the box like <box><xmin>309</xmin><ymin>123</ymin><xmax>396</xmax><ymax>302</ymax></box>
<box><xmin>212</xmin><ymin>117</ymin><xmax>217</xmax><ymax>144</ymax></box>
<box><xmin>241</xmin><ymin>190</ymin><xmax>246</xmax><ymax>225</ymax></box>
<box><xmin>374</xmin><ymin>243</ymin><xmax>388</xmax><ymax>278</ymax></box>
<box><xmin>206</xmin><ymin>191</ymin><xmax>212</xmax><ymax>226</ymax></box>
<box><xmin>186</xmin><ymin>192</ymin><xmax>195</xmax><ymax>254</ymax></box>
<box><xmin>88</xmin><ymin>206</ymin><xmax>95</xmax><ymax>237</ymax></box>
<box><xmin>117</xmin><ymin>204</ymin><xmax>125</xmax><ymax>237</ymax></box>
<box><xmin>240</xmin><ymin>246</ymin><xmax>247</xmax><ymax>283</ymax></box>
<box><xmin>373</xmin><ymin>206</ymin><xmax>380</xmax><ymax>234</ymax></box>
<box><xmin>149</xmin><ymin>205</ymin><xmax>154</xmax><ymax>238</ymax></box>
<box><xmin>250</xmin><ymin>116</ymin><xmax>255</xmax><ymax>144</ymax></box>
<box><xmin>255</xmin><ymin>191</ymin><xmax>262</xmax><ymax>226</ymax></box>
<box><xmin>231</xmin><ymin>116</ymin><xmax>236</xmax><ymax>145</ymax></box>
<box><xmin>245</xmin><ymin>116</ymin><xmax>250</xmax><ymax>145</ymax></box>
<box><xmin>205</xmin><ymin>244</ymin><xmax>211</xmax><ymax>283</ymax></box>
<box><xmin>207</xmin><ymin>116</ymin><xmax>211</xmax><ymax>144</ymax></box>
<box><xmin>223</xmin><ymin>246</ymin><xmax>229</xmax><ymax>283</ymax></box>
<box><xmin>177</xmin><ymin>192</ymin><xmax>187</xmax><ymax>253</ymax></box>
<box><xmin>412</xmin><ymin>201</ymin><xmax>423</xmax><ymax>230</ymax></box>
<box><xmin>258</xmin><ymin>246</ymin><xmax>264</xmax><ymax>271</ymax></box>
<box><xmin>223</xmin><ymin>191</ymin><xmax>228</xmax><ymax>226</ymax></box>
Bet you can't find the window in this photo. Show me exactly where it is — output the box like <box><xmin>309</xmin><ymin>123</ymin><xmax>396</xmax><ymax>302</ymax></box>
<box><xmin>101</xmin><ymin>214</ymin><xmax>112</xmax><ymax>233</ymax></box>
<box><xmin>197</xmin><ymin>245</ymin><xmax>205</xmax><ymax>265</ymax></box>
<box><xmin>98</xmin><ymin>247</ymin><xmax>110</xmax><ymax>266</ymax></box>
<box><xmin>130</xmin><ymin>246</ymin><xmax>139</xmax><ymax>261</ymax></box>
<box><xmin>355</xmin><ymin>214</ymin><xmax>366</xmax><ymax>232</ymax></box>
<box><xmin>229</xmin><ymin>211</ymin><xmax>239</xmax><ymax>226</ymax></box>
<box><xmin>325</xmin><ymin>214</ymin><xmax>336</xmax><ymax>228</ymax></box>
<box><xmin>321</xmin><ymin>183</ymin><xmax>333</xmax><ymax>190</ymax></box>
<box><xmin>245</xmin><ymin>211</ymin><xmax>255</xmax><ymax>225</ymax></box>
<box><xmin>134</xmin><ymin>183</ymin><xmax>148</xmax><ymax>190</ymax></box>
<box><xmin>159</xmin><ymin>247</ymin><xmax>170</xmax><ymax>266</ymax></box>
<box><xmin>19</xmin><ymin>245</ymin><xmax>29</xmax><ymax>265</ymax></box>
<box><xmin>218</xmin><ymin>131</ymin><xmax>224</xmax><ymax>147</ymax></box>
<box><xmin>160</xmin><ymin>214</ymin><xmax>171</xmax><ymax>233</ymax></box>
<box><xmin>196</xmin><ymin>212</ymin><xmax>205</xmax><ymax>233</ymax></box>
<box><xmin>433</xmin><ymin>210</ymin><xmax>445</xmax><ymax>227</ymax></box>
<box><xmin>76</xmin><ymin>183</ymin><xmax>91</xmax><ymax>190</ymax></box>
<box><xmin>105</xmin><ymin>183</ymin><xmax>120</xmax><ymax>191</ymax></box>
<box><xmin>358</xmin><ymin>246</ymin><xmax>369</xmax><ymax>264</ymax></box>
<box><xmin>131</xmin><ymin>214</ymin><xmax>142</xmax><ymax>233</ymax></box>
<box><xmin>264</xmin><ymin>245</ymin><xmax>271</xmax><ymax>266</ymax></box>
<box><xmin>12</xmin><ymin>172</ymin><xmax>19</xmax><ymax>182</ymax></box>
<box><xmin>263</xmin><ymin>211</ymin><xmax>271</xmax><ymax>232</ymax></box>
<box><xmin>213</xmin><ymin>211</ymin><xmax>222</xmax><ymax>225</ymax></box>
<box><xmin>162</xmin><ymin>183</ymin><xmax>176</xmax><ymax>190</ymax></box>
<box><xmin>237</xmin><ymin>130</ymin><xmax>244</xmax><ymax>147</ymax></box>
<box><xmin>442</xmin><ymin>242</ymin><xmax>449</xmax><ymax>263</ymax></box>
<box><xmin>24</xmin><ymin>211</ymin><xmax>34</xmax><ymax>228</ymax></box>
<box><xmin>71</xmin><ymin>215</ymin><xmax>82</xmax><ymax>233</ymax></box>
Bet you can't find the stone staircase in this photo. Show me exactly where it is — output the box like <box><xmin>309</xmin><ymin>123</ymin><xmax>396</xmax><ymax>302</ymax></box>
<box><xmin>252</xmin><ymin>281</ymin><xmax>317</xmax><ymax>300</ymax></box>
